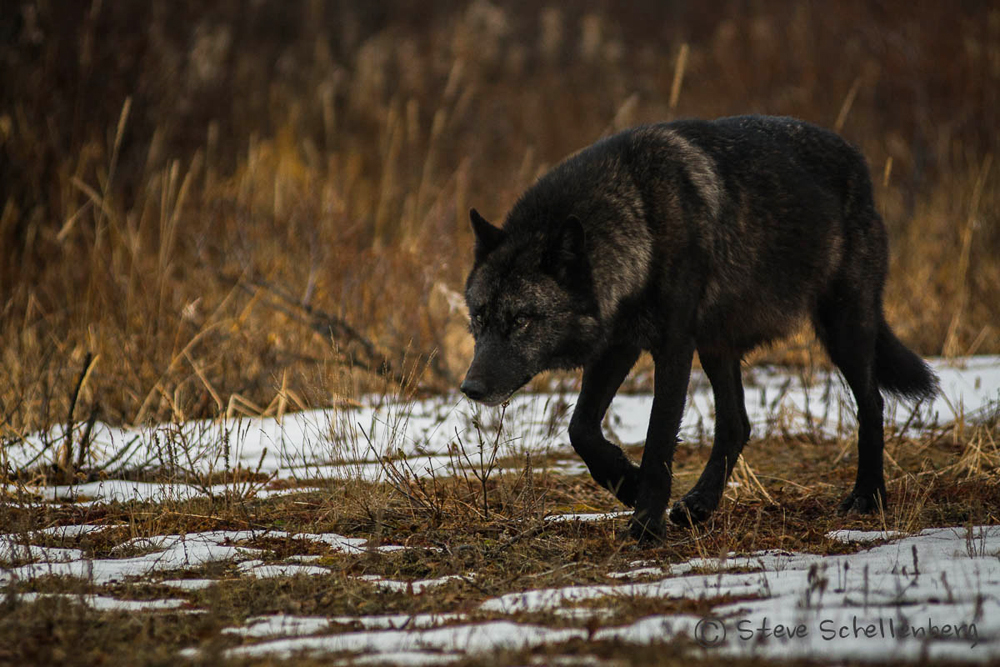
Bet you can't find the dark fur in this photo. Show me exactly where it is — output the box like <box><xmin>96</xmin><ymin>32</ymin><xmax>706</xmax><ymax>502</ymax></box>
<box><xmin>461</xmin><ymin>115</ymin><xmax>938</xmax><ymax>540</ymax></box>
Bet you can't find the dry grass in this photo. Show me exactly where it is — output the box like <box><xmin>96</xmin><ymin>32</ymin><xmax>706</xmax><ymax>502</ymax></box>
<box><xmin>1</xmin><ymin>414</ymin><xmax>998</xmax><ymax>664</ymax></box>
<box><xmin>1</xmin><ymin>1</ymin><xmax>999</xmax><ymax>434</ymax></box>
<box><xmin>2</xmin><ymin>5</ymin><xmax>999</xmax><ymax>662</ymax></box>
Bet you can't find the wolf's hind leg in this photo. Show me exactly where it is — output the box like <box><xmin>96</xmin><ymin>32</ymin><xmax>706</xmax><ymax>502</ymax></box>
<box><xmin>814</xmin><ymin>288</ymin><xmax>887</xmax><ymax>514</ymax></box>
<box><xmin>669</xmin><ymin>353</ymin><xmax>749</xmax><ymax>526</ymax></box>
<box><xmin>569</xmin><ymin>344</ymin><xmax>642</xmax><ymax>506</ymax></box>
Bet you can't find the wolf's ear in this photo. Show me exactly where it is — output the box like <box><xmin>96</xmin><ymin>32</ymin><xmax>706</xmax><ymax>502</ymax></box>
<box><xmin>543</xmin><ymin>215</ymin><xmax>587</xmax><ymax>280</ymax></box>
<box><xmin>470</xmin><ymin>208</ymin><xmax>504</xmax><ymax>263</ymax></box>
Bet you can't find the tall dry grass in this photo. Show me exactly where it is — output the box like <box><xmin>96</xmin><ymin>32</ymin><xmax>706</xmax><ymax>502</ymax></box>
<box><xmin>1</xmin><ymin>0</ymin><xmax>998</xmax><ymax>433</ymax></box>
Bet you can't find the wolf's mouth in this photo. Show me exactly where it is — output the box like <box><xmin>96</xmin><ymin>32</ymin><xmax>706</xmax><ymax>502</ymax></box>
<box><xmin>477</xmin><ymin>395</ymin><xmax>510</xmax><ymax>407</ymax></box>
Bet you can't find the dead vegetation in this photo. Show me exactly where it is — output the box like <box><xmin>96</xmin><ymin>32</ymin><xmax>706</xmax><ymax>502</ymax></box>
<box><xmin>1</xmin><ymin>413</ymin><xmax>998</xmax><ymax>664</ymax></box>
<box><xmin>1</xmin><ymin>1</ymin><xmax>999</xmax><ymax>434</ymax></box>
<box><xmin>2</xmin><ymin>2</ymin><xmax>999</xmax><ymax>665</ymax></box>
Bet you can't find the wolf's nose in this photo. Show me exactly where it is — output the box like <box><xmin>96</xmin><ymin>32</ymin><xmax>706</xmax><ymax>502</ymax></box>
<box><xmin>461</xmin><ymin>378</ymin><xmax>487</xmax><ymax>401</ymax></box>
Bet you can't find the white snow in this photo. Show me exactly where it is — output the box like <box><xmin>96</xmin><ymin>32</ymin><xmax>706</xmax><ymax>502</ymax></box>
<box><xmin>1</xmin><ymin>531</ymin><xmax>257</xmax><ymax>584</ymax></box>
<box><xmin>333</xmin><ymin>651</ymin><xmax>461</xmax><ymax>666</ymax></box>
<box><xmin>160</xmin><ymin>578</ymin><xmax>217</xmax><ymax>590</ymax></box>
<box><xmin>551</xmin><ymin>606</ymin><xmax>614</xmax><ymax>620</ymax></box>
<box><xmin>223</xmin><ymin>614</ymin><xmax>332</xmax><ymax>638</ymax></box>
<box><xmin>8</xmin><ymin>520</ymin><xmax>998</xmax><ymax>662</ymax></box>
<box><xmin>354</xmin><ymin>574</ymin><xmax>468</xmax><ymax>594</ymax></box>
<box><xmin>826</xmin><ymin>529</ymin><xmax>904</xmax><ymax>543</ymax></box>
<box><xmin>34</xmin><ymin>523</ymin><xmax>120</xmax><ymax>539</ymax></box>
<box><xmin>478</xmin><ymin>526</ymin><xmax>1000</xmax><ymax>661</ymax></box>
<box><xmin>240</xmin><ymin>562</ymin><xmax>332</xmax><ymax>578</ymax></box>
<box><xmin>225</xmin><ymin>621</ymin><xmax>586</xmax><ymax>660</ymax></box>
<box><xmin>327</xmin><ymin>613</ymin><xmax>466</xmax><ymax>630</ymax></box>
<box><xmin>0</xmin><ymin>540</ymin><xmax>84</xmax><ymax>564</ymax></box>
<box><xmin>218</xmin><ymin>526</ymin><xmax>1000</xmax><ymax>662</ymax></box>
<box><xmin>223</xmin><ymin>612</ymin><xmax>466</xmax><ymax>639</ymax></box>
<box><xmin>607</xmin><ymin>356</ymin><xmax>1000</xmax><ymax>446</ymax></box>
<box><xmin>594</xmin><ymin>614</ymin><xmax>703</xmax><ymax>643</ymax></box>
<box><xmin>607</xmin><ymin>566</ymin><xmax>666</xmax><ymax>579</ymax></box>
<box><xmin>14</xmin><ymin>592</ymin><xmax>187</xmax><ymax>612</ymax></box>
<box><xmin>5</xmin><ymin>357</ymin><xmax>1000</xmax><ymax>664</ymax></box>
<box><xmin>7</xmin><ymin>357</ymin><xmax>997</xmax><ymax>507</ymax></box>
<box><xmin>544</xmin><ymin>511</ymin><xmax>629</xmax><ymax>523</ymax></box>
<box><xmin>24</xmin><ymin>480</ymin><xmax>323</xmax><ymax>506</ymax></box>
<box><xmin>1</xmin><ymin>529</ymin><xmax>381</xmax><ymax>586</ymax></box>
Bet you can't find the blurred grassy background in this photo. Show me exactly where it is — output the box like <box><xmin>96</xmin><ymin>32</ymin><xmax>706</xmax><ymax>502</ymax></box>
<box><xmin>1</xmin><ymin>0</ymin><xmax>998</xmax><ymax>431</ymax></box>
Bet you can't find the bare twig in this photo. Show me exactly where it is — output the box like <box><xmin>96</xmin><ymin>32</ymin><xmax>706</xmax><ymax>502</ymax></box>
<box><xmin>61</xmin><ymin>352</ymin><xmax>96</xmax><ymax>477</ymax></box>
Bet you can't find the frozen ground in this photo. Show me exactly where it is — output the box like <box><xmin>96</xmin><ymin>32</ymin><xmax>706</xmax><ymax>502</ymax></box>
<box><xmin>2</xmin><ymin>520</ymin><xmax>997</xmax><ymax>663</ymax></box>
<box><xmin>479</xmin><ymin>526</ymin><xmax>1000</xmax><ymax>662</ymax></box>
<box><xmin>3</xmin><ymin>357</ymin><xmax>999</xmax><ymax>664</ymax></box>
<box><xmin>6</xmin><ymin>356</ymin><xmax>999</xmax><ymax>505</ymax></box>
<box><xmin>0</xmin><ymin>529</ymin><xmax>369</xmax><ymax>585</ymax></box>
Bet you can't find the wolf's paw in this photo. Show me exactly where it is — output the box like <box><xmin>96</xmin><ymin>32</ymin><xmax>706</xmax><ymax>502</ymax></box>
<box><xmin>628</xmin><ymin>509</ymin><xmax>666</xmax><ymax>543</ymax></box>
<box><xmin>838</xmin><ymin>485</ymin><xmax>888</xmax><ymax>515</ymax></box>
<box><xmin>668</xmin><ymin>495</ymin><xmax>715</xmax><ymax>527</ymax></box>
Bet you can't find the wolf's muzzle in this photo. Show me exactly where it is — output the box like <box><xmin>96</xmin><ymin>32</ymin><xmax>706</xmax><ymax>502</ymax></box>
<box><xmin>460</xmin><ymin>377</ymin><xmax>488</xmax><ymax>401</ymax></box>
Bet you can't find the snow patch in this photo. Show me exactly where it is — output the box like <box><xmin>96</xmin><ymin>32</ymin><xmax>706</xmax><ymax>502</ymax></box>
<box><xmin>225</xmin><ymin>621</ymin><xmax>586</xmax><ymax>660</ymax></box>
<box><xmin>16</xmin><ymin>592</ymin><xmax>186</xmax><ymax>612</ymax></box>
<box><xmin>240</xmin><ymin>562</ymin><xmax>331</xmax><ymax>578</ymax></box>
<box><xmin>354</xmin><ymin>574</ymin><xmax>467</xmax><ymax>594</ymax></box>
<box><xmin>9</xmin><ymin>357</ymin><xmax>996</xmax><ymax>497</ymax></box>
<box><xmin>223</xmin><ymin>614</ymin><xmax>332</xmax><ymax>638</ymax></box>
<box><xmin>160</xmin><ymin>578</ymin><xmax>217</xmax><ymax>591</ymax></box>
<box><xmin>0</xmin><ymin>529</ymin><xmax>379</xmax><ymax>586</ymax></box>
<box><xmin>826</xmin><ymin>529</ymin><xmax>904</xmax><ymax>543</ymax></box>
<box><xmin>545</xmin><ymin>511</ymin><xmax>629</xmax><ymax>523</ymax></box>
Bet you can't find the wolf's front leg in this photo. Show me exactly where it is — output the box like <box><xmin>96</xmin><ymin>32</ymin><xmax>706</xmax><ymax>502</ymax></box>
<box><xmin>630</xmin><ymin>342</ymin><xmax>695</xmax><ymax>541</ymax></box>
<box><xmin>569</xmin><ymin>344</ymin><xmax>643</xmax><ymax>506</ymax></box>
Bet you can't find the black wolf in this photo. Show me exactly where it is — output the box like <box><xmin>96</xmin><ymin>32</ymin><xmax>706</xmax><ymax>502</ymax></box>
<box><xmin>461</xmin><ymin>115</ymin><xmax>937</xmax><ymax>540</ymax></box>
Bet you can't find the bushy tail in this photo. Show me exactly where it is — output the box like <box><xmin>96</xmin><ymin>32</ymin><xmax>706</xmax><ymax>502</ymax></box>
<box><xmin>875</xmin><ymin>319</ymin><xmax>938</xmax><ymax>401</ymax></box>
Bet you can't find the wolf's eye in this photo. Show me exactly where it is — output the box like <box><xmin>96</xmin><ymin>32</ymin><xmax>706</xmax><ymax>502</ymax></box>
<box><xmin>514</xmin><ymin>314</ymin><xmax>531</xmax><ymax>331</ymax></box>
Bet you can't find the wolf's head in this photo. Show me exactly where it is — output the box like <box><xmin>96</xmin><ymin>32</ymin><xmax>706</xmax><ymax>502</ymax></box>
<box><xmin>460</xmin><ymin>208</ymin><xmax>602</xmax><ymax>405</ymax></box>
